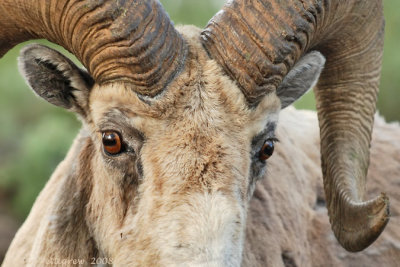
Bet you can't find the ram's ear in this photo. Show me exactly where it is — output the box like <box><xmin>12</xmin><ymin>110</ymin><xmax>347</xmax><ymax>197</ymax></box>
<box><xmin>18</xmin><ymin>44</ymin><xmax>94</xmax><ymax>117</ymax></box>
<box><xmin>277</xmin><ymin>51</ymin><xmax>325</xmax><ymax>109</ymax></box>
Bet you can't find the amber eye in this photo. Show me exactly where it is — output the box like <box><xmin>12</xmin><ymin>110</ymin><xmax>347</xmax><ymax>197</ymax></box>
<box><xmin>259</xmin><ymin>139</ymin><xmax>275</xmax><ymax>161</ymax></box>
<box><xmin>102</xmin><ymin>131</ymin><xmax>123</xmax><ymax>155</ymax></box>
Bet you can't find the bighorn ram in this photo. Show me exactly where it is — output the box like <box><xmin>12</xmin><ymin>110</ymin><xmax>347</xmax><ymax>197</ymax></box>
<box><xmin>0</xmin><ymin>0</ymin><xmax>394</xmax><ymax>265</ymax></box>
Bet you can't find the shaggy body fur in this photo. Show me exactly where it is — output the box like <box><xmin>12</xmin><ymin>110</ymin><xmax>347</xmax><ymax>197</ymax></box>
<box><xmin>243</xmin><ymin>107</ymin><xmax>400</xmax><ymax>266</ymax></box>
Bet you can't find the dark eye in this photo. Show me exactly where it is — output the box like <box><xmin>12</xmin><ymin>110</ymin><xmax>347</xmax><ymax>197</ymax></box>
<box><xmin>259</xmin><ymin>139</ymin><xmax>275</xmax><ymax>161</ymax></box>
<box><xmin>102</xmin><ymin>131</ymin><xmax>123</xmax><ymax>155</ymax></box>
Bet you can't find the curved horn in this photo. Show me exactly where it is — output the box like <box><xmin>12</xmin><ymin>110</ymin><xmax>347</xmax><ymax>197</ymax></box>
<box><xmin>201</xmin><ymin>0</ymin><xmax>389</xmax><ymax>252</ymax></box>
<box><xmin>0</xmin><ymin>0</ymin><xmax>186</xmax><ymax>96</ymax></box>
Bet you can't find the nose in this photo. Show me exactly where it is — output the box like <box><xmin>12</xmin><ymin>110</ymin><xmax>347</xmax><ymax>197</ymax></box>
<box><xmin>156</xmin><ymin>192</ymin><xmax>245</xmax><ymax>266</ymax></box>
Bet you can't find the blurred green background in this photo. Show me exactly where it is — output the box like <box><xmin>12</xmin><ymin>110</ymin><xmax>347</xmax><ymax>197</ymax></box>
<box><xmin>0</xmin><ymin>0</ymin><xmax>399</xmax><ymax>223</ymax></box>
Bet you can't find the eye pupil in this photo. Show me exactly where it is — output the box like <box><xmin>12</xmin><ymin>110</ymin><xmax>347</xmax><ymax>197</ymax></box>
<box><xmin>259</xmin><ymin>140</ymin><xmax>275</xmax><ymax>161</ymax></box>
<box><xmin>263</xmin><ymin>142</ymin><xmax>273</xmax><ymax>155</ymax></box>
<box><xmin>102</xmin><ymin>131</ymin><xmax>122</xmax><ymax>155</ymax></box>
<box><xmin>103</xmin><ymin>133</ymin><xmax>117</xmax><ymax>146</ymax></box>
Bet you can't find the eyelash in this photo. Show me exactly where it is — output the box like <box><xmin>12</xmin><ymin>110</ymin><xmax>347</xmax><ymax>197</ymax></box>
<box><xmin>267</xmin><ymin>137</ymin><xmax>279</xmax><ymax>143</ymax></box>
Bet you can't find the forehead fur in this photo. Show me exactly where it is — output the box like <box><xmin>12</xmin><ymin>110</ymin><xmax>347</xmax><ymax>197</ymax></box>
<box><xmin>89</xmin><ymin>25</ymin><xmax>281</xmax><ymax>136</ymax></box>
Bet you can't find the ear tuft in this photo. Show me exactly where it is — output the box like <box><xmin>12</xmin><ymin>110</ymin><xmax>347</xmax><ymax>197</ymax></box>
<box><xmin>277</xmin><ymin>51</ymin><xmax>325</xmax><ymax>109</ymax></box>
<box><xmin>18</xmin><ymin>44</ymin><xmax>94</xmax><ymax>116</ymax></box>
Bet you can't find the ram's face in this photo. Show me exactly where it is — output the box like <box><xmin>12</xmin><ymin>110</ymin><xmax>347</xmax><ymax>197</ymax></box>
<box><xmin>85</xmin><ymin>45</ymin><xmax>281</xmax><ymax>265</ymax></box>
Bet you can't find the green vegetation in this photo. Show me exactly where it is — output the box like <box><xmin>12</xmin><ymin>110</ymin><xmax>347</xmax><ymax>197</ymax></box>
<box><xmin>0</xmin><ymin>0</ymin><xmax>398</xmax><ymax>220</ymax></box>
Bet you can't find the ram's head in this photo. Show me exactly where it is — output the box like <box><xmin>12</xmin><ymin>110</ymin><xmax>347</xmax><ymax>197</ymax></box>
<box><xmin>1</xmin><ymin>0</ymin><xmax>389</xmax><ymax>265</ymax></box>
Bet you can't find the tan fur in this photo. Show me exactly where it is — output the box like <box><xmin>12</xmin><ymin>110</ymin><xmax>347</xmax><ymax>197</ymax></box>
<box><xmin>3</xmin><ymin>26</ymin><xmax>399</xmax><ymax>266</ymax></box>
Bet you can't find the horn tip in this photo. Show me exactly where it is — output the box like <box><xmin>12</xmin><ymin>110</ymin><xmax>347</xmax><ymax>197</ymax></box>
<box><xmin>336</xmin><ymin>193</ymin><xmax>390</xmax><ymax>252</ymax></box>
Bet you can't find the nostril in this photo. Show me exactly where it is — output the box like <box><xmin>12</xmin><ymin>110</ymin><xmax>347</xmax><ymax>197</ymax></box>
<box><xmin>282</xmin><ymin>250</ymin><xmax>297</xmax><ymax>267</ymax></box>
